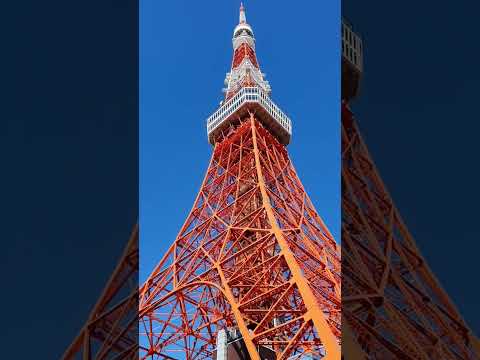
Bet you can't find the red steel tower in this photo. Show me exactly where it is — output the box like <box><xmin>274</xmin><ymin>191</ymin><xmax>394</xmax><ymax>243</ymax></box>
<box><xmin>341</xmin><ymin>19</ymin><xmax>480</xmax><ymax>359</ymax></box>
<box><xmin>139</xmin><ymin>4</ymin><xmax>341</xmax><ymax>359</ymax></box>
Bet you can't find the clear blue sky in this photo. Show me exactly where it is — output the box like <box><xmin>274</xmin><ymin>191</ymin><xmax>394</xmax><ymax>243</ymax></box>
<box><xmin>140</xmin><ymin>1</ymin><xmax>340</xmax><ymax>282</ymax></box>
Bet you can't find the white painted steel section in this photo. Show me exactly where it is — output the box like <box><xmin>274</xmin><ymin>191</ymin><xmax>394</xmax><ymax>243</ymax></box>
<box><xmin>224</xmin><ymin>59</ymin><xmax>270</xmax><ymax>95</ymax></box>
<box><xmin>206</xmin><ymin>86</ymin><xmax>292</xmax><ymax>139</ymax></box>
<box><xmin>215</xmin><ymin>329</ymin><xmax>227</xmax><ymax>360</ymax></box>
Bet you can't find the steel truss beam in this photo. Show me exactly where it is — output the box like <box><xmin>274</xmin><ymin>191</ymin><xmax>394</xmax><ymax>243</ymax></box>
<box><xmin>139</xmin><ymin>114</ymin><xmax>341</xmax><ymax>359</ymax></box>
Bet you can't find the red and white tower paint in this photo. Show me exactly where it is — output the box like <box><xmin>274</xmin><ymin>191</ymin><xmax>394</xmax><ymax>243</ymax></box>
<box><xmin>140</xmin><ymin>4</ymin><xmax>341</xmax><ymax>359</ymax></box>
<box><xmin>223</xmin><ymin>3</ymin><xmax>271</xmax><ymax>100</ymax></box>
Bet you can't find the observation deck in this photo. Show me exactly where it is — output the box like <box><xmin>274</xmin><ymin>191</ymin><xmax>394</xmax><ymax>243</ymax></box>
<box><xmin>206</xmin><ymin>86</ymin><xmax>292</xmax><ymax>145</ymax></box>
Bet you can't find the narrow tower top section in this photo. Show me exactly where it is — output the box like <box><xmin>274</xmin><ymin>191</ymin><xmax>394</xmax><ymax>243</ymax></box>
<box><xmin>239</xmin><ymin>2</ymin><xmax>246</xmax><ymax>23</ymax></box>
<box><xmin>206</xmin><ymin>4</ymin><xmax>292</xmax><ymax>146</ymax></box>
<box><xmin>226</xmin><ymin>3</ymin><xmax>270</xmax><ymax>99</ymax></box>
<box><xmin>233</xmin><ymin>3</ymin><xmax>253</xmax><ymax>50</ymax></box>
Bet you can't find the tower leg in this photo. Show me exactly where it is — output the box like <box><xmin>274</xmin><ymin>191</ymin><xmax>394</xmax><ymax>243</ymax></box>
<box><xmin>250</xmin><ymin>115</ymin><xmax>340</xmax><ymax>360</ymax></box>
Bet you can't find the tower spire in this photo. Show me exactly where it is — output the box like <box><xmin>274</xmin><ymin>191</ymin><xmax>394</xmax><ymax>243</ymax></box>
<box><xmin>239</xmin><ymin>2</ymin><xmax>246</xmax><ymax>24</ymax></box>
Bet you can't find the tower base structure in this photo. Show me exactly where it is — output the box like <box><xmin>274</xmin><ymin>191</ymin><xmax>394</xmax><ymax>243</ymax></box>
<box><xmin>139</xmin><ymin>115</ymin><xmax>341</xmax><ymax>359</ymax></box>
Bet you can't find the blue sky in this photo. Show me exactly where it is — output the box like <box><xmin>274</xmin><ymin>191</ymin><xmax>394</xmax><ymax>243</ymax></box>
<box><xmin>140</xmin><ymin>1</ymin><xmax>340</xmax><ymax>282</ymax></box>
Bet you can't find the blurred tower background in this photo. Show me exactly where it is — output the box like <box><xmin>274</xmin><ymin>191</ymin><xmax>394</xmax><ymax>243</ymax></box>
<box><xmin>61</xmin><ymin>226</ymin><xmax>139</xmax><ymax>360</ymax></box>
<box><xmin>341</xmin><ymin>18</ymin><xmax>479</xmax><ymax>360</ymax></box>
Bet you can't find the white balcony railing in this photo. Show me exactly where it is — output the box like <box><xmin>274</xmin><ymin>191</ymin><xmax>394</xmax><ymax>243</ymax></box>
<box><xmin>206</xmin><ymin>86</ymin><xmax>292</xmax><ymax>144</ymax></box>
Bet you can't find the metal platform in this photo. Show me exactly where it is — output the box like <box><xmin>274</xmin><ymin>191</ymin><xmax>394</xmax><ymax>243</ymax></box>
<box><xmin>207</xmin><ymin>86</ymin><xmax>292</xmax><ymax>145</ymax></box>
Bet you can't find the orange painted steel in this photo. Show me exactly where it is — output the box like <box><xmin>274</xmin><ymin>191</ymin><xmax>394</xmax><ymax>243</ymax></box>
<box><xmin>139</xmin><ymin>115</ymin><xmax>341</xmax><ymax>359</ymax></box>
<box><xmin>341</xmin><ymin>101</ymin><xmax>479</xmax><ymax>359</ymax></box>
<box><xmin>61</xmin><ymin>225</ymin><xmax>139</xmax><ymax>360</ymax></box>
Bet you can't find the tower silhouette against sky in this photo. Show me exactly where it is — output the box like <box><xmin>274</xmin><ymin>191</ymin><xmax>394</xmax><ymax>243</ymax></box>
<box><xmin>139</xmin><ymin>4</ymin><xmax>341</xmax><ymax>359</ymax></box>
<box><xmin>341</xmin><ymin>19</ymin><xmax>480</xmax><ymax>359</ymax></box>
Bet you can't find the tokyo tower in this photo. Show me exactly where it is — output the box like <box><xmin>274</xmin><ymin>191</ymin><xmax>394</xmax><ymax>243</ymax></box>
<box><xmin>139</xmin><ymin>4</ymin><xmax>341</xmax><ymax>360</ymax></box>
<box><xmin>341</xmin><ymin>19</ymin><xmax>480</xmax><ymax>359</ymax></box>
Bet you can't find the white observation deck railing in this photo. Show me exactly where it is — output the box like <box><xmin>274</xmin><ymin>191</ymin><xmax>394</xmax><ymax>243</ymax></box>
<box><xmin>206</xmin><ymin>86</ymin><xmax>292</xmax><ymax>145</ymax></box>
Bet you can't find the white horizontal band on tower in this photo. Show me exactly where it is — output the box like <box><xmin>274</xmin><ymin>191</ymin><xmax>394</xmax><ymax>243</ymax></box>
<box><xmin>206</xmin><ymin>86</ymin><xmax>292</xmax><ymax>145</ymax></box>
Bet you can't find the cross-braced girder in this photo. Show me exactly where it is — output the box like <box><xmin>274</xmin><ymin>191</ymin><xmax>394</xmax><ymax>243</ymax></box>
<box><xmin>140</xmin><ymin>115</ymin><xmax>341</xmax><ymax>359</ymax></box>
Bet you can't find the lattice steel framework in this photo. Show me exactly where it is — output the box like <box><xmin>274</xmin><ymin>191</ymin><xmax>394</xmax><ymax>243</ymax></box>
<box><xmin>341</xmin><ymin>102</ymin><xmax>479</xmax><ymax>359</ymax></box>
<box><xmin>139</xmin><ymin>115</ymin><xmax>341</xmax><ymax>359</ymax></box>
<box><xmin>61</xmin><ymin>225</ymin><xmax>139</xmax><ymax>360</ymax></box>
